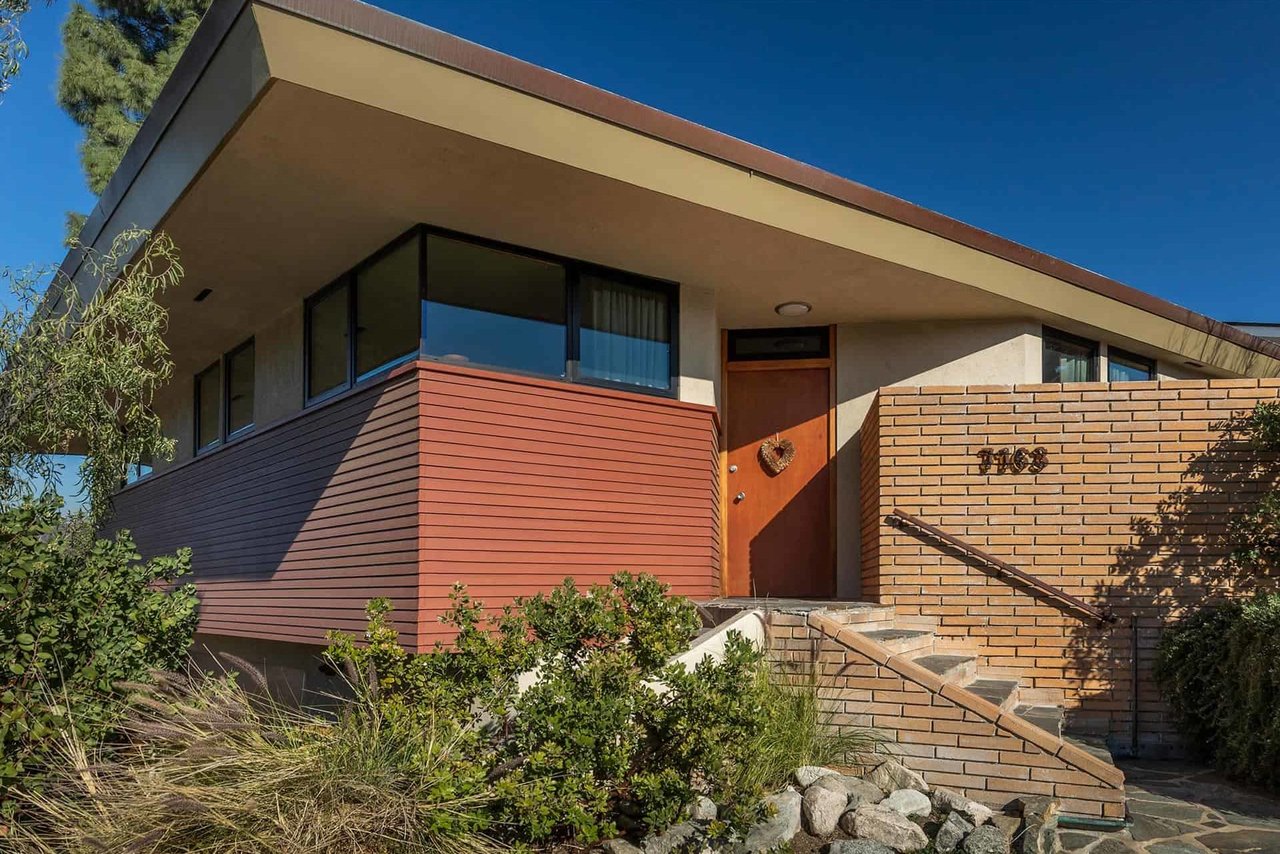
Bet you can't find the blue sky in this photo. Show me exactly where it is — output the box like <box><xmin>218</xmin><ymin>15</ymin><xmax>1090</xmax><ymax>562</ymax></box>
<box><xmin>2</xmin><ymin>0</ymin><xmax>1279</xmax><ymax>324</ymax></box>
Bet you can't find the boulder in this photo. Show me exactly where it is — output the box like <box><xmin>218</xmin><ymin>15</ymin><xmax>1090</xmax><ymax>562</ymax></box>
<box><xmin>641</xmin><ymin>822</ymin><xmax>697</xmax><ymax>854</ymax></box>
<box><xmin>991</xmin><ymin>814</ymin><xmax>1022</xmax><ymax>839</ymax></box>
<box><xmin>932</xmin><ymin>787</ymin><xmax>994</xmax><ymax>826</ymax></box>
<box><xmin>740</xmin><ymin>788</ymin><xmax>802</xmax><ymax>853</ymax></box>
<box><xmin>795</xmin><ymin>765</ymin><xmax>841</xmax><ymax>788</ymax></box>
<box><xmin>813</xmin><ymin>773</ymin><xmax>886</xmax><ymax>808</ymax></box>
<box><xmin>689</xmin><ymin>796</ymin><xmax>718</xmax><ymax>822</ymax></box>
<box><xmin>601</xmin><ymin>840</ymin><xmax>644</xmax><ymax>854</ymax></box>
<box><xmin>867</xmin><ymin>759</ymin><xmax>929</xmax><ymax>794</ymax></box>
<box><xmin>963</xmin><ymin>824</ymin><xmax>1012</xmax><ymax>854</ymax></box>
<box><xmin>803</xmin><ymin>784</ymin><xmax>849</xmax><ymax>836</ymax></box>
<box><xmin>936</xmin><ymin>812</ymin><xmax>976</xmax><ymax>854</ymax></box>
<box><xmin>850</xmin><ymin>804</ymin><xmax>929</xmax><ymax>853</ymax></box>
<box><xmin>882</xmin><ymin>788</ymin><xmax>931</xmax><ymax>819</ymax></box>
<box><xmin>1016</xmin><ymin>797</ymin><xmax>1060</xmax><ymax>854</ymax></box>
<box><xmin>824</xmin><ymin>841</ymin><xmax>897</xmax><ymax>854</ymax></box>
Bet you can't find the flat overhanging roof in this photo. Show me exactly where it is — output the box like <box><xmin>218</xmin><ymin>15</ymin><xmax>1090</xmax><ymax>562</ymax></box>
<box><xmin>57</xmin><ymin>0</ymin><xmax>1280</xmax><ymax>377</ymax></box>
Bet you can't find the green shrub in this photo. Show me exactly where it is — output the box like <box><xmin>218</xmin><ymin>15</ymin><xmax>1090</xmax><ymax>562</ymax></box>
<box><xmin>0</xmin><ymin>495</ymin><xmax>198</xmax><ymax>819</ymax></box>
<box><xmin>8</xmin><ymin>668</ymin><xmax>500</xmax><ymax>853</ymax></box>
<box><xmin>1155</xmin><ymin>593</ymin><xmax>1280</xmax><ymax>789</ymax></box>
<box><xmin>329</xmin><ymin>573</ymin><xmax>772</xmax><ymax>845</ymax></box>
<box><xmin>1242</xmin><ymin>401</ymin><xmax>1280</xmax><ymax>452</ymax></box>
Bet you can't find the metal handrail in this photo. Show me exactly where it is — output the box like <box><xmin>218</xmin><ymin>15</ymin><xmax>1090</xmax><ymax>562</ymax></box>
<box><xmin>887</xmin><ymin>509</ymin><xmax>1115</xmax><ymax>625</ymax></box>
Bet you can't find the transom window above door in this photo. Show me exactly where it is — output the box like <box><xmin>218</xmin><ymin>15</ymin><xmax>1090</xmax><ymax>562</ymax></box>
<box><xmin>305</xmin><ymin>226</ymin><xmax>678</xmax><ymax>403</ymax></box>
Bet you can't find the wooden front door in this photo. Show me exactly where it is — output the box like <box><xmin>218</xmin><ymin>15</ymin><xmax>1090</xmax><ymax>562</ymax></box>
<box><xmin>724</xmin><ymin>356</ymin><xmax>833</xmax><ymax>598</ymax></box>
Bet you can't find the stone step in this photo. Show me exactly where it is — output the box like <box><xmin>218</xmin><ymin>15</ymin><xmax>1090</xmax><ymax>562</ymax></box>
<box><xmin>1014</xmin><ymin>703</ymin><xmax>1064</xmax><ymax>739</ymax></box>
<box><xmin>965</xmin><ymin>677</ymin><xmax>1020</xmax><ymax>710</ymax></box>
<box><xmin>858</xmin><ymin>628</ymin><xmax>935</xmax><ymax>655</ymax></box>
<box><xmin>910</xmin><ymin>653</ymin><xmax>978</xmax><ymax>684</ymax></box>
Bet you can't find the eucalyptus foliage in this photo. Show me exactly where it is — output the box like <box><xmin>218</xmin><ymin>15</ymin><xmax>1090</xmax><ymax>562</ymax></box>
<box><xmin>0</xmin><ymin>227</ymin><xmax>181</xmax><ymax>518</ymax></box>
<box><xmin>0</xmin><ymin>0</ymin><xmax>29</xmax><ymax>100</ymax></box>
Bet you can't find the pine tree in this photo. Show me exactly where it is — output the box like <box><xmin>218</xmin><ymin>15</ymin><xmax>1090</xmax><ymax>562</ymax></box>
<box><xmin>58</xmin><ymin>0</ymin><xmax>208</xmax><ymax>197</ymax></box>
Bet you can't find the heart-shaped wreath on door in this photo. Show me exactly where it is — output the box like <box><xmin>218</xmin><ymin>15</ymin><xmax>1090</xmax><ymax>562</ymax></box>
<box><xmin>759</xmin><ymin>435</ymin><xmax>797</xmax><ymax>475</ymax></box>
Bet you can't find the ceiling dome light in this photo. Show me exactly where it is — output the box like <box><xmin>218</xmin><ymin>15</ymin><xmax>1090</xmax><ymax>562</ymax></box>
<box><xmin>774</xmin><ymin>301</ymin><xmax>812</xmax><ymax>317</ymax></box>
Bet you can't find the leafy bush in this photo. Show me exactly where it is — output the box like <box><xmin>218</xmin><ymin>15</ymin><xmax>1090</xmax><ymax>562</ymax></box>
<box><xmin>329</xmin><ymin>573</ymin><xmax>772</xmax><ymax>845</ymax></box>
<box><xmin>9</xmin><ymin>668</ymin><xmax>500</xmax><ymax>853</ymax></box>
<box><xmin>1241</xmin><ymin>401</ymin><xmax>1280</xmax><ymax>452</ymax></box>
<box><xmin>0</xmin><ymin>496</ymin><xmax>198</xmax><ymax>819</ymax></box>
<box><xmin>1155</xmin><ymin>593</ymin><xmax>1280</xmax><ymax>789</ymax></box>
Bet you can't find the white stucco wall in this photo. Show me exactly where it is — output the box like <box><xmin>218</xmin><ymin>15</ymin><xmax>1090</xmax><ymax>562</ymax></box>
<box><xmin>833</xmin><ymin>319</ymin><xmax>1042</xmax><ymax>597</ymax></box>
<box><xmin>678</xmin><ymin>284</ymin><xmax>719</xmax><ymax>408</ymax></box>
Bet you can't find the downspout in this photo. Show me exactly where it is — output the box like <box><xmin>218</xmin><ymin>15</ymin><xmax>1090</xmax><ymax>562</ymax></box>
<box><xmin>1130</xmin><ymin>615</ymin><xmax>1140</xmax><ymax>756</ymax></box>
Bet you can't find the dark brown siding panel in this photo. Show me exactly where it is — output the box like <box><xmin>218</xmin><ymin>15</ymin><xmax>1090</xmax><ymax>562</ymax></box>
<box><xmin>107</xmin><ymin>370</ymin><xmax>421</xmax><ymax>646</ymax></box>
<box><xmin>418</xmin><ymin>363</ymin><xmax>720</xmax><ymax>644</ymax></box>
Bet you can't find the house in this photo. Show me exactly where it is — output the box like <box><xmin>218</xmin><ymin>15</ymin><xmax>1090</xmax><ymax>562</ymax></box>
<box><xmin>73</xmin><ymin>0</ymin><xmax>1280</xmax><ymax>815</ymax></box>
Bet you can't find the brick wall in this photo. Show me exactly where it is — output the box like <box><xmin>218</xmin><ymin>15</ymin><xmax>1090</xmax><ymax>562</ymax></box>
<box><xmin>768</xmin><ymin>612</ymin><xmax>1125</xmax><ymax>817</ymax></box>
<box><xmin>861</xmin><ymin>378</ymin><xmax>1280</xmax><ymax>756</ymax></box>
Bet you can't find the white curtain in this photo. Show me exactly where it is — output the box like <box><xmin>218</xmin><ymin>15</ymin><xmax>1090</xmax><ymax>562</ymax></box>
<box><xmin>580</xmin><ymin>273</ymin><xmax>669</xmax><ymax>388</ymax></box>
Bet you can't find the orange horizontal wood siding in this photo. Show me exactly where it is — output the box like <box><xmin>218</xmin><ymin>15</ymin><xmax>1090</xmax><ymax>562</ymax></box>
<box><xmin>107</xmin><ymin>369</ymin><xmax>422</xmax><ymax>646</ymax></box>
<box><xmin>108</xmin><ymin>361</ymin><xmax>721</xmax><ymax>651</ymax></box>
<box><xmin>417</xmin><ymin>362</ymin><xmax>720</xmax><ymax>646</ymax></box>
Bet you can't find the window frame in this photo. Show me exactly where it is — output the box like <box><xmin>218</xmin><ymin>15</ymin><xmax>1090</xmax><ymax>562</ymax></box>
<box><xmin>1042</xmin><ymin>326</ymin><xmax>1099</xmax><ymax>383</ymax></box>
<box><xmin>1108</xmin><ymin>347</ymin><xmax>1156</xmax><ymax>382</ymax></box>
<box><xmin>303</xmin><ymin>276</ymin><xmax>353</xmax><ymax>405</ymax></box>
<box><xmin>193</xmin><ymin>359</ymin><xmax>223</xmax><ymax>454</ymax></box>
<box><xmin>195</xmin><ymin>337</ymin><xmax>258</xmax><ymax>454</ymax></box>
<box><xmin>304</xmin><ymin>224</ymin><xmax>680</xmax><ymax>406</ymax></box>
<box><xmin>726</xmin><ymin>326</ymin><xmax>831</xmax><ymax>362</ymax></box>
<box><xmin>224</xmin><ymin>336</ymin><xmax>256</xmax><ymax>439</ymax></box>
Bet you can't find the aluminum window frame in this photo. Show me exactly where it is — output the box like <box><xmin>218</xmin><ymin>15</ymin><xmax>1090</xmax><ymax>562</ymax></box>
<box><xmin>1042</xmin><ymin>326</ymin><xmax>1100</xmax><ymax>383</ymax></box>
<box><xmin>302</xmin><ymin>223</ymin><xmax>681</xmax><ymax>405</ymax></box>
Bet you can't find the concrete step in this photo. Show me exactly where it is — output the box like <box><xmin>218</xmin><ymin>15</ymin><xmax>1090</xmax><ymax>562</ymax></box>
<box><xmin>1064</xmin><ymin>734</ymin><xmax>1119</xmax><ymax>772</ymax></box>
<box><xmin>827</xmin><ymin>608</ymin><xmax>898</xmax><ymax>632</ymax></box>
<box><xmin>1014</xmin><ymin>703</ymin><xmax>1064</xmax><ymax>739</ymax></box>
<box><xmin>965</xmin><ymin>677</ymin><xmax>1020</xmax><ymax>710</ymax></box>
<box><xmin>858</xmin><ymin>628</ymin><xmax>935</xmax><ymax>656</ymax></box>
<box><xmin>910</xmin><ymin>653</ymin><xmax>978</xmax><ymax>684</ymax></box>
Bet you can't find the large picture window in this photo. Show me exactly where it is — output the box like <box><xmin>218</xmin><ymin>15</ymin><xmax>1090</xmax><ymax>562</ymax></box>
<box><xmin>307</xmin><ymin>231</ymin><xmax>420</xmax><ymax>402</ymax></box>
<box><xmin>307</xmin><ymin>282</ymin><xmax>350</xmax><ymax>400</ymax></box>
<box><xmin>304</xmin><ymin>226</ymin><xmax>677</xmax><ymax>405</ymax></box>
<box><xmin>1042</xmin><ymin>327</ymin><xmax>1098</xmax><ymax>383</ymax></box>
<box><xmin>356</xmin><ymin>238</ymin><xmax>419</xmax><ymax>379</ymax></box>
<box><xmin>422</xmin><ymin>234</ymin><xmax>567</xmax><ymax>377</ymax></box>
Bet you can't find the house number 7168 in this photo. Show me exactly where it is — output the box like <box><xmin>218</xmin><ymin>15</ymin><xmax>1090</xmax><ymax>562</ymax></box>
<box><xmin>976</xmin><ymin>446</ymin><xmax>1048</xmax><ymax>475</ymax></box>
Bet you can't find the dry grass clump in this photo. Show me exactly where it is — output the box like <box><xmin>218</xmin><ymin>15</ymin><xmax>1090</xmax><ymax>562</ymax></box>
<box><xmin>732</xmin><ymin>662</ymin><xmax>888</xmax><ymax>793</ymax></box>
<box><xmin>9</xmin><ymin>665</ymin><xmax>503</xmax><ymax>853</ymax></box>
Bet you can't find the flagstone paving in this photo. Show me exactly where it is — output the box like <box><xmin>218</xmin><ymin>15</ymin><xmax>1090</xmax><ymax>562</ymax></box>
<box><xmin>1061</xmin><ymin>761</ymin><xmax>1280</xmax><ymax>853</ymax></box>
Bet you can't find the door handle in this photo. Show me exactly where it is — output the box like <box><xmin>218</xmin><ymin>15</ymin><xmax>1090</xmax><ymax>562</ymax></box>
<box><xmin>735</xmin><ymin>491</ymin><xmax>746</xmax><ymax>502</ymax></box>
